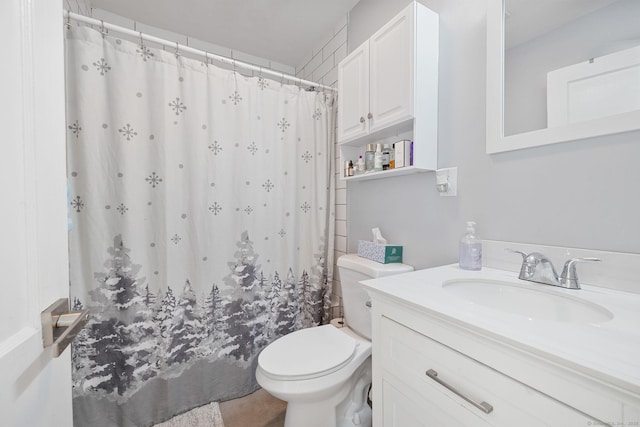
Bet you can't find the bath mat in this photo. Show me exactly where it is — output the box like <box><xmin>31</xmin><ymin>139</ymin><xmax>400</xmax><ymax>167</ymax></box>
<box><xmin>153</xmin><ymin>402</ymin><xmax>225</xmax><ymax>427</ymax></box>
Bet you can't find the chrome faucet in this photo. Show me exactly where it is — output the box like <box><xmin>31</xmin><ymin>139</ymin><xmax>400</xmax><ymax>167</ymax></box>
<box><xmin>507</xmin><ymin>250</ymin><xmax>600</xmax><ymax>290</ymax></box>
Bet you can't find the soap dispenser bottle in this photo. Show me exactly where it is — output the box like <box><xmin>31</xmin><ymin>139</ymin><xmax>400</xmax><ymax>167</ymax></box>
<box><xmin>459</xmin><ymin>221</ymin><xmax>482</xmax><ymax>270</ymax></box>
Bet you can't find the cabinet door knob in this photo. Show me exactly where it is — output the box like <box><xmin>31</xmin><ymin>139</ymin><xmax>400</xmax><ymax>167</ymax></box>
<box><xmin>360</xmin><ymin>116</ymin><xmax>366</xmax><ymax>124</ymax></box>
<box><xmin>367</xmin><ymin>112</ymin><xmax>373</xmax><ymax>119</ymax></box>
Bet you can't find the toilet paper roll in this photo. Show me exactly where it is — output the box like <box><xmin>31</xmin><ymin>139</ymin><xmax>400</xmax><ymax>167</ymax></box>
<box><xmin>330</xmin><ymin>317</ymin><xmax>345</xmax><ymax>328</ymax></box>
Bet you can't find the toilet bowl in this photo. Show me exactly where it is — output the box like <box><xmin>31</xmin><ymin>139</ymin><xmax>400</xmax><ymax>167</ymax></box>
<box><xmin>256</xmin><ymin>254</ymin><xmax>413</xmax><ymax>427</ymax></box>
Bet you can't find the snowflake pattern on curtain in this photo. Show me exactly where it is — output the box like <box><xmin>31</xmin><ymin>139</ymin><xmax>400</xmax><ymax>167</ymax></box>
<box><xmin>65</xmin><ymin>26</ymin><xmax>335</xmax><ymax>427</ymax></box>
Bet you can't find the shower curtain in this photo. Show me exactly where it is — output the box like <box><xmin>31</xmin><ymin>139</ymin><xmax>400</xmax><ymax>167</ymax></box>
<box><xmin>65</xmin><ymin>26</ymin><xmax>335</xmax><ymax>427</ymax></box>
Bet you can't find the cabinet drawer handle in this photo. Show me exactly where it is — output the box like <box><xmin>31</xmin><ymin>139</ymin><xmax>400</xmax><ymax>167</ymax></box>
<box><xmin>426</xmin><ymin>369</ymin><xmax>494</xmax><ymax>414</ymax></box>
<box><xmin>360</xmin><ymin>116</ymin><xmax>366</xmax><ymax>124</ymax></box>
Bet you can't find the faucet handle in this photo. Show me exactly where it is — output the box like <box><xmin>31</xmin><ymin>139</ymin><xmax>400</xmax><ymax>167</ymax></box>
<box><xmin>560</xmin><ymin>257</ymin><xmax>601</xmax><ymax>289</ymax></box>
<box><xmin>506</xmin><ymin>249</ymin><xmax>534</xmax><ymax>280</ymax></box>
<box><xmin>505</xmin><ymin>249</ymin><xmax>527</xmax><ymax>260</ymax></box>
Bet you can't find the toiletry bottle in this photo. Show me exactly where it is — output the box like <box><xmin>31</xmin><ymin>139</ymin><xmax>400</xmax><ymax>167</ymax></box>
<box><xmin>357</xmin><ymin>155</ymin><xmax>365</xmax><ymax>175</ymax></box>
<box><xmin>389</xmin><ymin>145</ymin><xmax>395</xmax><ymax>169</ymax></box>
<box><xmin>374</xmin><ymin>144</ymin><xmax>383</xmax><ymax>172</ymax></box>
<box><xmin>365</xmin><ymin>144</ymin><xmax>376</xmax><ymax>172</ymax></box>
<box><xmin>348</xmin><ymin>160</ymin><xmax>354</xmax><ymax>177</ymax></box>
<box><xmin>382</xmin><ymin>144</ymin><xmax>391</xmax><ymax>170</ymax></box>
<box><xmin>459</xmin><ymin>221</ymin><xmax>482</xmax><ymax>270</ymax></box>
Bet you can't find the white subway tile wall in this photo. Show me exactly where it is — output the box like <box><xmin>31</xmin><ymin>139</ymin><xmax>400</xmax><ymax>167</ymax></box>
<box><xmin>295</xmin><ymin>17</ymin><xmax>347</xmax><ymax>88</ymax></box>
<box><xmin>296</xmin><ymin>16</ymin><xmax>349</xmax><ymax>305</ymax></box>
<box><xmin>65</xmin><ymin>0</ymin><xmax>92</xmax><ymax>15</ymax></box>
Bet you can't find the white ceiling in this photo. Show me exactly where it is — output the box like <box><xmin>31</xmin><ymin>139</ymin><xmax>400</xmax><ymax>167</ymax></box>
<box><xmin>91</xmin><ymin>0</ymin><xmax>360</xmax><ymax>68</ymax></box>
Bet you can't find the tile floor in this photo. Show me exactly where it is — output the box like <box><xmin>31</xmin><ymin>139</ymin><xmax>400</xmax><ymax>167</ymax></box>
<box><xmin>219</xmin><ymin>388</ymin><xmax>286</xmax><ymax>427</ymax></box>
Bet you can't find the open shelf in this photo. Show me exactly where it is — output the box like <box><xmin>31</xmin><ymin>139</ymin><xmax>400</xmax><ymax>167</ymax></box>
<box><xmin>341</xmin><ymin>166</ymin><xmax>430</xmax><ymax>182</ymax></box>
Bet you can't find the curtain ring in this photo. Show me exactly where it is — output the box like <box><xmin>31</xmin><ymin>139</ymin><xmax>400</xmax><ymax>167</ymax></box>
<box><xmin>139</xmin><ymin>32</ymin><xmax>144</xmax><ymax>47</ymax></box>
<box><xmin>100</xmin><ymin>19</ymin><xmax>106</xmax><ymax>38</ymax></box>
<box><xmin>258</xmin><ymin>67</ymin><xmax>263</xmax><ymax>79</ymax></box>
<box><xmin>65</xmin><ymin>9</ymin><xmax>71</xmax><ymax>29</ymax></box>
<box><xmin>175</xmin><ymin>42</ymin><xmax>180</xmax><ymax>57</ymax></box>
<box><xmin>204</xmin><ymin>51</ymin><xmax>209</xmax><ymax>67</ymax></box>
<box><xmin>280</xmin><ymin>72</ymin><xmax>285</xmax><ymax>86</ymax></box>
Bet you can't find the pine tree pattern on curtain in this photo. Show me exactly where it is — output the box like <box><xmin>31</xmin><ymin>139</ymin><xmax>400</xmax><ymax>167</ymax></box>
<box><xmin>65</xmin><ymin>26</ymin><xmax>335</xmax><ymax>427</ymax></box>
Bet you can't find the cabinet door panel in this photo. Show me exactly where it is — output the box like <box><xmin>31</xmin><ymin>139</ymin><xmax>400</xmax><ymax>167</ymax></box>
<box><xmin>369</xmin><ymin>6</ymin><xmax>414</xmax><ymax>132</ymax></box>
<box><xmin>382</xmin><ymin>378</ymin><xmax>492</xmax><ymax>427</ymax></box>
<box><xmin>379</xmin><ymin>316</ymin><xmax>599</xmax><ymax>427</ymax></box>
<box><xmin>338</xmin><ymin>43</ymin><xmax>369</xmax><ymax>142</ymax></box>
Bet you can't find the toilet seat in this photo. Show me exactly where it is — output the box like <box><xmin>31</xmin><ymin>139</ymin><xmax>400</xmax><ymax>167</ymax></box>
<box><xmin>258</xmin><ymin>325</ymin><xmax>357</xmax><ymax>381</ymax></box>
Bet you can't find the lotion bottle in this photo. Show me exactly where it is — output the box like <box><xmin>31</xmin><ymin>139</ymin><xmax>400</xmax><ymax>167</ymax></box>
<box><xmin>459</xmin><ymin>221</ymin><xmax>482</xmax><ymax>270</ymax></box>
<box><xmin>357</xmin><ymin>155</ymin><xmax>365</xmax><ymax>175</ymax></box>
<box><xmin>364</xmin><ymin>144</ymin><xmax>376</xmax><ymax>172</ymax></box>
<box><xmin>374</xmin><ymin>144</ymin><xmax>383</xmax><ymax>172</ymax></box>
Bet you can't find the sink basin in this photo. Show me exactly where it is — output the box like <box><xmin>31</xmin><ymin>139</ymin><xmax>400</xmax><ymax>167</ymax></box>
<box><xmin>443</xmin><ymin>279</ymin><xmax>613</xmax><ymax>323</ymax></box>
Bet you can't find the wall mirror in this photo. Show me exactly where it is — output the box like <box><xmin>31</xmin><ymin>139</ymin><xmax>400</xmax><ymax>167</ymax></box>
<box><xmin>486</xmin><ymin>0</ymin><xmax>640</xmax><ymax>153</ymax></box>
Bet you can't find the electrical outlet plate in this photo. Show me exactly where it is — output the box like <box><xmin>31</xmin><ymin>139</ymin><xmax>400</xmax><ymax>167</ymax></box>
<box><xmin>436</xmin><ymin>167</ymin><xmax>457</xmax><ymax>196</ymax></box>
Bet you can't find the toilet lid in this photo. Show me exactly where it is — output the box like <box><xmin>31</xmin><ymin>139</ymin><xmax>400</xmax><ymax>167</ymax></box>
<box><xmin>258</xmin><ymin>325</ymin><xmax>357</xmax><ymax>381</ymax></box>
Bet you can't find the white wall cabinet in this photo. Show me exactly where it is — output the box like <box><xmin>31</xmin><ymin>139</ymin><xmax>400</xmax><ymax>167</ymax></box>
<box><xmin>368</xmin><ymin>293</ymin><xmax>640</xmax><ymax>427</ymax></box>
<box><xmin>337</xmin><ymin>1</ymin><xmax>439</xmax><ymax>181</ymax></box>
<box><xmin>338</xmin><ymin>42</ymin><xmax>370</xmax><ymax>143</ymax></box>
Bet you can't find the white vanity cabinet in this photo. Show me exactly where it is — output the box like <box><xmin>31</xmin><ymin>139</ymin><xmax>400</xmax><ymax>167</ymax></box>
<box><xmin>337</xmin><ymin>1</ymin><xmax>439</xmax><ymax>180</ymax></box>
<box><xmin>367</xmin><ymin>291</ymin><xmax>640</xmax><ymax>427</ymax></box>
<box><xmin>378</xmin><ymin>315</ymin><xmax>594</xmax><ymax>426</ymax></box>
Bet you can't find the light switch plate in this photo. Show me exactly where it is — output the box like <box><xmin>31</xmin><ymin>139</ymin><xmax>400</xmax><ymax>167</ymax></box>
<box><xmin>436</xmin><ymin>167</ymin><xmax>457</xmax><ymax>197</ymax></box>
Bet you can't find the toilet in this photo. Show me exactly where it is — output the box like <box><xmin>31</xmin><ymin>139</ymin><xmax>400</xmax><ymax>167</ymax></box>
<box><xmin>256</xmin><ymin>254</ymin><xmax>413</xmax><ymax>427</ymax></box>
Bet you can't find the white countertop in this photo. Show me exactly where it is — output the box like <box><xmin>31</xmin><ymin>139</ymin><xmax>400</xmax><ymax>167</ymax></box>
<box><xmin>360</xmin><ymin>264</ymin><xmax>640</xmax><ymax>395</ymax></box>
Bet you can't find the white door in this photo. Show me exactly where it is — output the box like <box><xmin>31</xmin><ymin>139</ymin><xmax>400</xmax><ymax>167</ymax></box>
<box><xmin>337</xmin><ymin>42</ymin><xmax>370</xmax><ymax>143</ymax></box>
<box><xmin>0</xmin><ymin>0</ymin><xmax>72</xmax><ymax>426</ymax></box>
<box><xmin>369</xmin><ymin>4</ymin><xmax>414</xmax><ymax>132</ymax></box>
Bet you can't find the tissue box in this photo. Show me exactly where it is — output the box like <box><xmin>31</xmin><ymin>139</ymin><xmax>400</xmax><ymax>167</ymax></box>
<box><xmin>357</xmin><ymin>240</ymin><xmax>403</xmax><ymax>264</ymax></box>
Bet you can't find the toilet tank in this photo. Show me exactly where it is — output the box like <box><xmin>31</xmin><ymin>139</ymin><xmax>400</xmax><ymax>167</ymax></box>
<box><xmin>337</xmin><ymin>254</ymin><xmax>413</xmax><ymax>339</ymax></box>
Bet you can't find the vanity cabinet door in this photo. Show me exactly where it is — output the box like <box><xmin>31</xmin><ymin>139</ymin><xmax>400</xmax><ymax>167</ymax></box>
<box><xmin>337</xmin><ymin>42</ymin><xmax>370</xmax><ymax>143</ymax></box>
<box><xmin>382</xmin><ymin>375</ymin><xmax>492</xmax><ymax>426</ymax></box>
<box><xmin>369</xmin><ymin>4</ymin><xmax>414</xmax><ymax>133</ymax></box>
<box><xmin>377</xmin><ymin>316</ymin><xmax>600</xmax><ymax>427</ymax></box>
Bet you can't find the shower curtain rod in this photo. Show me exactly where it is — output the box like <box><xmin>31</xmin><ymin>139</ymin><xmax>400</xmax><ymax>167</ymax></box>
<box><xmin>64</xmin><ymin>11</ymin><xmax>336</xmax><ymax>92</ymax></box>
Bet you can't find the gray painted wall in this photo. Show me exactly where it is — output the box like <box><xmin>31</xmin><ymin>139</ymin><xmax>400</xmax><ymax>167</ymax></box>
<box><xmin>346</xmin><ymin>0</ymin><xmax>640</xmax><ymax>272</ymax></box>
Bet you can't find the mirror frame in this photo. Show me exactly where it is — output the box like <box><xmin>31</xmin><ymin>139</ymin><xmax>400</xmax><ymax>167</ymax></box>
<box><xmin>486</xmin><ymin>0</ymin><xmax>640</xmax><ymax>154</ymax></box>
